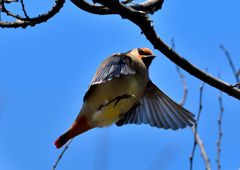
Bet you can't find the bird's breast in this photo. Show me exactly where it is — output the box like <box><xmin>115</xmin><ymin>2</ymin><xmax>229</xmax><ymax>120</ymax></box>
<box><xmin>81</xmin><ymin>74</ymin><xmax>147</xmax><ymax>127</ymax></box>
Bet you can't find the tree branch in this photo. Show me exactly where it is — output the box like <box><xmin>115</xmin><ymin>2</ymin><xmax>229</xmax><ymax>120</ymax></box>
<box><xmin>171</xmin><ymin>37</ymin><xmax>188</xmax><ymax>106</ymax></box>
<box><xmin>190</xmin><ymin>82</ymin><xmax>211</xmax><ymax>170</ymax></box>
<box><xmin>70</xmin><ymin>0</ymin><xmax>113</xmax><ymax>15</ymax></box>
<box><xmin>0</xmin><ymin>0</ymin><xmax>65</xmax><ymax>28</ymax></box>
<box><xmin>216</xmin><ymin>79</ymin><xmax>223</xmax><ymax>170</ymax></box>
<box><xmin>70</xmin><ymin>0</ymin><xmax>163</xmax><ymax>15</ymax></box>
<box><xmin>85</xmin><ymin>0</ymin><xmax>240</xmax><ymax>100</ymax></box>
<box><xmin>172</xmin><ymin>38</ymin><xmax>208</xmax><ymax>170</ymax></box>
<box><xmin>53</xmin><ymin>139</ymin><xmax>73</xmax><ymax>170</ymax></box>
<box><xmin>177</xmin><ymin>66</ymin><xmax>188</xmax><ymax>106</ymax></box>
<box><xmin>20</xmin><ymin>0</ymin><xmax>29</xmax><ymax>19</ymax></box>
<box><xmin>220</xmin><ymin>45</ymin><xmax>240</xmax><ymax>89</ymax></box>
<box><xmin>1</xmin><ymin>4</ymin><xmax>26</xmax><ymax>20</ymax></box>
<box><xmin>191</xmin><ymin>126</ymin><xmax>211</xmax><ymax>170</ymax></box>
<box><xmin>230</xmin><ymin>82</ymin><xmax>240</xmax><ymax>88</ymax></box>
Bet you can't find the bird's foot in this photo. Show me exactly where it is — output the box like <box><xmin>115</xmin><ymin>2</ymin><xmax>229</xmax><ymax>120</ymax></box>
<box><xmin>112</xmin><ymin>94</ymin><xmax>135</xmax><ymax>107</ymax></box>
<box><xmin>99</xmin><ymin>94</ymin><xmax>135</xmax><ymax>110</ymax></box>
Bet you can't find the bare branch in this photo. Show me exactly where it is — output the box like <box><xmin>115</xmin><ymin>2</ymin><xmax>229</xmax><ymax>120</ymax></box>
<box><xmin>70</xmin><ymin>0</ymin><xmax>163</xmax><ymax>15</ymax></box>
<box><xmin>230</xmin><ymin>82</ymin><xmax>240</xmax><ymax>88</ymax></box>
<box><xmin>171</xmin><ymin>37</ymin><xmax>188</xmax><ymax>106</ymax></box>
<box><xmin>4</xmin><ymin>0</ymin><xmax>19</xmax><ymax>3</ymax></box>
<box><xmin>0</xmin><ymin>0</ymin><xmax>65</xmax><ymax>28</ymax></box>
<box><xmin>171</xmin><ymin>38</ymin><xmax>209</xmax><ymax>170</ymax></box>
<box><xmin>177</xmin><ymin>66</ymin><xmax>188</xmax><ymax>106</ymax></box>
<box><xmin>216</xmin><ymin>73</ymin><xmax>224</xmax><ymax>170</ymax></box>
<box><xmin>171</xmin><ymin>37</ymin><xmax>208</xmax><ymax>169</ymax></box>
<box><xmin>1</xmin><ymin>4</ymin><xmax>26</xmax><ymax>20</ymax></box>
<box><xmin>122</xmin><ymin>0</ymin><xmax>135</xmax><ymax>5</ymax></box>
<box><xmin>130</xmin><ymin>0</ymin><xmax>164</xmax><ymax>14</ymax></box>
<box><xmin>190</xmin><ymin>82</ymin><xmax>210</xmax><ymax>170</ymax></box>
<box><xmin>171</xmin><ymin>37</ymin><xmax>208</xmax><ymax>170</ymax></box>
<box><xmin>88</xmin><ymin>0</ymin><xmax>240</xmax><ymax>100</ymax></box>
<box><xmin>70</xmin><ymin>0</ymin><xmax>113</xmax><ymax>15</ymax></box>
<box><xmin>53</xmin><ymin>139</ymin><xmax>73</xmax><ymax>170</ymax></box>
<box><xmin>190</xmin><ymin>81</ymin><xmax>211</xmax><ymax>170</ymax></box>
<box><xmin>20</xmin><ymin>0</ymin><xmax>29</xmax><ymax>19</ymax></box>
<box><xmin>192</xmin><ymin>126</ymin><xmax>211</xmax><ymax>170</ymax></box>
<box><xmin>171</xmin><ymin>37</ymin><xmax>175</xmax><ymax>51</ymax></box>
<box><xmin>220</xmin><ymin>45</ymin><xmax>240</xmax><ymax>89</ymax></box>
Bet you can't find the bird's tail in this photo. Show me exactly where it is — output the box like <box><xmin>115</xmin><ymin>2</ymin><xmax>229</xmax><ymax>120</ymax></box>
<box><xmin>55</xmin><ymin>115</ymin><xmax>93</xmax><ymax>149</ymax></box>
<box><xmin>55</xmin><ymin>129</ymin><xmax>72</xmax><ymax>149</ymax></box>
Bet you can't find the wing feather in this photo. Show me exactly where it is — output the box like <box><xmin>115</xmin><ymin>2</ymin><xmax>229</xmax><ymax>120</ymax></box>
<box><xmin>84</xmin><ymin>55</ymin><xmax>135</xmax><ymax>102</ymax></box>
<box><xmin>116</xmin><ymin>81</ymin><xmax>196</xmax><ymax>130</ymax></box>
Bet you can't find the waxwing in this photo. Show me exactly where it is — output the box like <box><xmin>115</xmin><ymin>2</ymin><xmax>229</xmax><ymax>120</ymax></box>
<box><xmin>55</xmin><ymin>48</ymin><xmax>196</xmax><ymax>149</ymax></box>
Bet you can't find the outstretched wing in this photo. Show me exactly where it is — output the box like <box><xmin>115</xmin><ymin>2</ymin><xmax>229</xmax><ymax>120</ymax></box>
<box><xmin>83</xmin><ymin>55</ymin><xmax>135</xmax><ymax>102</ymax></box>
<box><xmin>116</xmin><ymin>81</ymin><xmax>196</xmax><ymax>130</ymax></box>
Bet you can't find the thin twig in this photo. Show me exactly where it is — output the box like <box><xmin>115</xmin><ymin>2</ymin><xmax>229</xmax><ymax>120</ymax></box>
<box><xmin>216</xmin><ymin>73</ymin><xmax>224</xmax><ymax>170</ymax></box>
<box><xmin>171</xmin><ymin>37</ymin><xmax>175</xmax><ymax>51</ymax></box>
<box><xmin>170</xmin><ymin>38</ymin><xmax>208</xmax><ymax>169</ymax></box>
<box><xmin>190</xmin><ymin>82</ymin><xmax>204</xmax><ymax>170</ymax></box>
<box><xmin>230</xmin><ymin>82</ymin><xmax>240</xmax><ymax>88</ymax></box>
<box><xmin>192</xmin><ymin>126</ymin><xmax>211</xmax><ymax>170</ymax></box>
<box><xmin>220</xmin><ymin>45</ymin><xmax>240</xmax><ymax>89</ymax></box>
<box><xmin>53</xmin><ymin>139</ymin><xmax>73</xmax><ymax>170</ymax></box>
<box><xmin>171</xmin><ymin>37</ymin><xmax>208</xmax><ymax>169</ymax></box>
<box><xmin>20</xmin><ymin>0</ymin><xmax>29</xmax><ymax>19</ymax></box>
<box><xmin>0</xmin><ymin>0</ymin><xmax>65</xmax><ymax>28</ymax></box>
<box><xmin>1</xmin><ymin>5</ymin><xmax>26</xmax><ymax>20</ymax></box>
<box><xmin>190</xmin><ymin>81</ymin><xmax>211</xmax><ymax>170</ymax></box>
<box><xmin>176</xmin><ymin>66</ymin><xmax>188</xmax><ymax>106</ymax></box>
<box><xmin>171</xmin><ymin>37</ymin><xmax>187</xmax><ymax>105</ymax></box>
<box><xmin>171</xmin><ymin>37</ymin><xmax>188</xmax><ymax>106</ymax></box>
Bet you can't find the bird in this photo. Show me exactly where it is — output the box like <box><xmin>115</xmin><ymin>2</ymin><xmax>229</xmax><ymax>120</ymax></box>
<box><xmin>55</xmin><ymin>48</ymin><xmax>196</xmax><ymax>149</ymax></box>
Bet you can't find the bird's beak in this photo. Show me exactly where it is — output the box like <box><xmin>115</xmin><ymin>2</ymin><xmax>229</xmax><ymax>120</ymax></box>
<box><xmin>147</xmin><ymin>55</ymin><xmax>156</xmax><ymax>59</ymax></box>
<box><xmin>142</xmin><ymin>55</ymin><xmax>156</xmax><ymax>68</ymax></box>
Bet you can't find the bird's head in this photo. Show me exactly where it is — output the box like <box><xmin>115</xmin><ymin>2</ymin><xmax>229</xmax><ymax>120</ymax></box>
<box><xmin>129</xmin><ymin>48</ymin><xmax>156</xmax><ymax>69</ymax></box>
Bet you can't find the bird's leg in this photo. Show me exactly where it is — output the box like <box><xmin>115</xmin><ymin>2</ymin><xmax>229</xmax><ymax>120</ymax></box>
<box><xmin>112</xmin><ymin>94</ymin><xmax>135</xmax><ymax>107</ymax></box>
<box><xmin>103</xmin><ymin>93</ymin><xmax>135</xmax><ymax>108</ymax></box>
<box><xmin>98</xmin><ymin>94</ymin><xmax>135</xmax><ymax>110</ymax></box>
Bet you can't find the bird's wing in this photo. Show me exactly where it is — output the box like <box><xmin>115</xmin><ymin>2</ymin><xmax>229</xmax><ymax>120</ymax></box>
<box><xmin>84</xmin><ymin>55</ymin><xmax>136</xmax><ymax>102</ymax></box>
<box><xmin>116</xmin><ymin>81</ymin><xmax>196</xmax><ymax>130</ymax></box>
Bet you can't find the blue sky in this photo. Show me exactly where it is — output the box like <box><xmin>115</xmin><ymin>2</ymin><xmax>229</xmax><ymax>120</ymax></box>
<box><xmin>1</xmin><ymin>1</ymin><xmax>240</xmax><ymax>170</ymax></box>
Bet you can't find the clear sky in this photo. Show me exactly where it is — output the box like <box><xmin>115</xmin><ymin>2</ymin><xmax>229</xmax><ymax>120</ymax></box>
<box><xmin>1</xmin><ymin>1</ymin><xmax>240</xmax><ymax>170</ymax></box>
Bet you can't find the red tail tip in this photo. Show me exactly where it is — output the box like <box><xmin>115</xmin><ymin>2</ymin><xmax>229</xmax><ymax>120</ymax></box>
<box><xmin>55</xmin><ymin>138</ymin><xmax>63</xmax><ymax>149</ymax></box>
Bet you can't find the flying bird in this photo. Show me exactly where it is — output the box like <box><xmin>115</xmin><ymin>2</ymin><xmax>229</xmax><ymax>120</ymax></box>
<box><xmin>55</xmin><ymin>48</ymin><xmax>196</xmax><ymax>149</ymax></box>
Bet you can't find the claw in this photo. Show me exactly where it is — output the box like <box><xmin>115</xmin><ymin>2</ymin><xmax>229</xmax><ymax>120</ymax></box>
<box><xmin>99</xmin><ymin>93</ymin><xmax>135</xmax><ymax>110</ymax></box>
<box><xmin>113</xmin><ymin>94</ymin><xmax>135</xmax><ymax>107</ymax></box>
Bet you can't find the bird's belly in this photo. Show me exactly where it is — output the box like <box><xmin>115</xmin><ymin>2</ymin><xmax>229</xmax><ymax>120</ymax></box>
<box><xmin>91</xmin><ymin>97</ymin><xmax>135</xmax><ymax>127</ymax></box>
<box><xmin>86</xmin><ymin>75</ymin><xmax>146</xmax><ymax>127</ymax></box>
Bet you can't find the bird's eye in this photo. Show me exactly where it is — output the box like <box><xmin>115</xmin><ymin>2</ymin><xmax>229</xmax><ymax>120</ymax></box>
<box><xmin>138</xmin><ymin>48</ymin><xmax>154</xmax><ymax>55</ymax></box>
<box><xmin>138</xmin><ymin>48</ymin><xmax>145</xmax><ymax>55</ymax></box>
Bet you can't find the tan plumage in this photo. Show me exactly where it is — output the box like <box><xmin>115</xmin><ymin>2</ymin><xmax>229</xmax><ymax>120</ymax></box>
<box><xmin>55</xmin><ymin>48</ymin><xmax>196</xmax><ymax>149</ymax></box>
